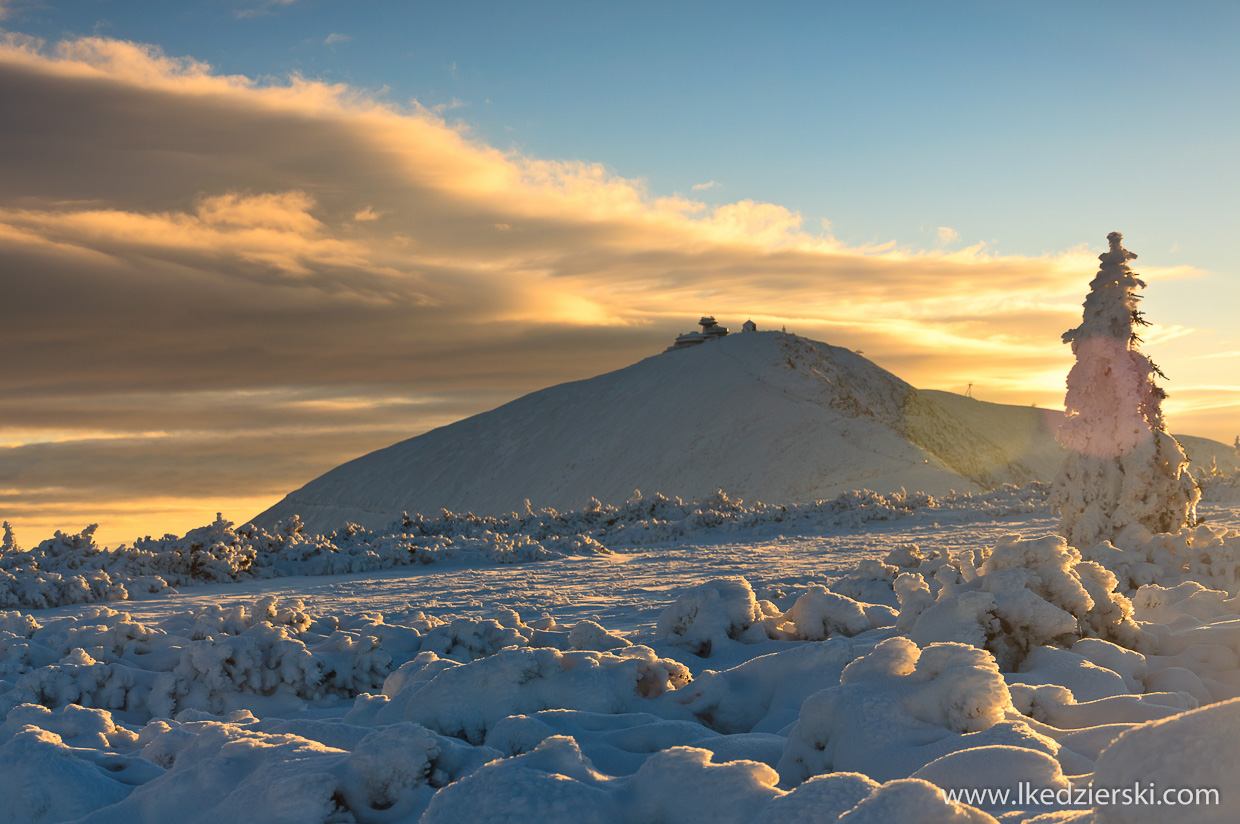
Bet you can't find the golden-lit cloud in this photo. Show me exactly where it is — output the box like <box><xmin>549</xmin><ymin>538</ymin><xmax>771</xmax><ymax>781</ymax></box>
<box><xmin>0</xmin><ymin>32</ymin><xmax>1229</xmax><ymax>546</ymax></box>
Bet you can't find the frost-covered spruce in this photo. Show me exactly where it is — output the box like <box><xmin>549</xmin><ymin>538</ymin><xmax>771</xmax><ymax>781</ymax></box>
<box><xmin>1052</xmin><ymin>232</ymin><xmax>1198</xmax><ymax>548</ymax></box>
<box><xmin>1</xmin><ymin>522</ymin><xmax>16</xmax><ymax>553</ymax></box>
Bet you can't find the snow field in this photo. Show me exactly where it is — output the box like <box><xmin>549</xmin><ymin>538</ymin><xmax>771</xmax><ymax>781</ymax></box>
<box><xmin>0</xmin><ymin>485</ymin><xmax>1052</xmax><ymax>612</ymax></box>
<box><xmin>3</xmin><ymin>503</ymin><xmax>1240</xmax><ymax>821</ymax></box>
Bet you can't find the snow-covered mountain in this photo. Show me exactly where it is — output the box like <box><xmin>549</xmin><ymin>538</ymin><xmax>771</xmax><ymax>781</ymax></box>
<box><xmin>252</xmin><ymin>331</ymin><xmax>1225</xmax><ymax>534</ymax></box>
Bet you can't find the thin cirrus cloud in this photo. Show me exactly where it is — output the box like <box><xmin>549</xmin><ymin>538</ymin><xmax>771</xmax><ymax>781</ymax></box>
<box><xmin>0</xmin><ymin>32</ymin><xmax>1213</xmax><ymax>546</ymax></box>
<box><xmin>235</xmin><ymin>0</ymin><xmax>300</xmax><ymax>20</ymax></box>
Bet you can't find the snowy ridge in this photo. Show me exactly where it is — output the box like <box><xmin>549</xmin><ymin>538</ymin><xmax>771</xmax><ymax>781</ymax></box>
<box><xmin>254</xmin><ymin>332</ymin><xmax>1075</xmax><ymax>535</ymax></box>
<box><xmin>2</xmin><ymin>485</ymin><xmax>1051</xmax><ymax>610</ymax></box>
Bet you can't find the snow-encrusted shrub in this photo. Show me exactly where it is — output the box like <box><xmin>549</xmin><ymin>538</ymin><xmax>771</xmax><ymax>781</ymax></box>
<box><xmin>1199</xmin><ymin>467</ymin><xmax>1240</xmax><ymax>503</ymax></box>
<box><xmin>668</xmin><ymin>639</ymin><xmax>853</xmax><ymax>734</ymax></box>
<box><xmin>0</xmin><ymin>596</ymin><xmax>671</xmax><ymax>725</ymax></box>
<box><xmin>894</xmin><ymin>572</ymin><xmax>936</xmax><ymax>632</ymax></box>
<box><xmin>9</xmin><ymin>648</ymin><xmax>147</xmax><ymax>715</ymax></box>
<box><xmin>0</xmin><ymin>610</ymin><xmax>40</xmax><ymax>638</ymax></box>
<box><xmin>59</xmin><ymin>607</ymin><xmax>157</xmax><ymax>659</ymax></box>
<box><xmin>1129</xmin><ymin>579</ymin><xmax>1240</xmax><ymax>624</ymax></box>
<box><xmin>481</xmin><ymin>708</ymin><xmax>721</xmax><ymax>771</ymax></box>
<box><xmin>884</xmin><ymin>543</ymin><xmax>943</xmax><ymax>569</ymax></box>
<box><xmin>657</xmin><ymin>576</ymin><xmax>893</xmax><ymax>654</ymax></box>
<box><xmin>418</xmin><ymin>617</ymin><xmax>528</xmax><ymax>662</ymax></box>
<box><xmin>1052</xmin><ymin>232</ymin><xmax>1199</xmax><ymax>548</ymax></box>
<box><xmin>0</xmin><ymin>702</ymin><xmax>140</xmax><ymax>751</ymax></box>
<box><xmin>1006</xmin><ymin>681</ymin><xmax>1195</xmax><ymax>731</ymax></box>
<box><xmin>186</xmin><ymin>596</ymin><xmax>313</xmax><ymax>640</ymax></box>
<box><xmin>1075</xmin><ymin>523</ymin><xmax>1240</xmax><ymax>600</ymax></box>
<box><xmin>777</xmin><ymin>637</ymin><xmax>1050</xmax><ymax>785</ymax></box>
<box><xmin>779</xmin><ymin>585</ymin><xmax>880</xmax><ymax>640</ymax></box>
<box><xmin>164</xmin><ymin>623</ymin><xmax>392</xmax><ymax>713</ymax></box>
<box><xmin>655</xmin><ymin>577</ymin><xmax>778</xmax><ymax>656</ymax></box>
<box><xmin>567</xmin><ymin>620</ymin><xmax>631</xmax><ymax>651</ymax></box>
<box><xmin>828</xmin><ymin>559</ymin><xmax>902</xmax><ymax>608</ymax></box>
<box><xmin>1</xmin><ymin>483</ymin><xmax>1059</xmax><ymax>610</ymax></box>
<box><xmin>0</xmin><ymin>597</ymin><xmax>415</xmax><ymax>721</ymax></box>
<box><xmin>354</xmin><ymin>646</ymin><xmax>691</xmax><ymax>744</ymax></box>
<box><xmin>901</xmin><ymin>534</ymin><xmax>1146</xmax><ymax>669</ymax></box>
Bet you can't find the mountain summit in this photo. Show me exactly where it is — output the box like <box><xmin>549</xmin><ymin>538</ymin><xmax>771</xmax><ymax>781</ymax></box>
<box><xmin>253</xmin><ymin>331</ymin><xmax>1073</xmax><ymax>534</ymax></box>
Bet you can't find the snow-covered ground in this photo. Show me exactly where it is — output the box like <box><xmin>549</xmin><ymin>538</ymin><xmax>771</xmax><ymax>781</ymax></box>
<box><xmin>4</xmin><ymin>497</ymin><xmax>1240</xmax><ymax>822</ymax></box>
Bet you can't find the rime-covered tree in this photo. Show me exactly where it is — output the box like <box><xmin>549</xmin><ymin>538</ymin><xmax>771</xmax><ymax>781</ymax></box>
<box><xmin>1051</xmin><ymin>232</ymin><xmax>1199</xmax><ymax>548</ymax></box>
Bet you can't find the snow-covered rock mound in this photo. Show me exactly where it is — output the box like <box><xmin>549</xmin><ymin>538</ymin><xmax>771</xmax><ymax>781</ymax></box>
<box><xmin>253</xmin><ymin>332</ymin><xmax>1072</xmax><ymax>534</ymax></box>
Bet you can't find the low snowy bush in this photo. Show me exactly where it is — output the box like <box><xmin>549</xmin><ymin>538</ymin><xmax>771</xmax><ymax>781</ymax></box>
<box><xmin>900</xmin><ymin>533</ymin><xmax>1146</xmax><ymax>669</ymax></box>
<box><xmin>0</xmin><ymin>483</ymin><xmax>1055</xmax><ymax>610</ymax></box>
<box><xmin>654</xmin><ymin>577</ymin><xmax>777</xmax><ymax>655</ymax></box>
<box><xmin>668</xmin><ymin>639</ymin><xmax>853</xmax><ymax>734</ymax></box>
<box><xmin>1085</xmin><ymin>523</ymin><xmax>1240</xmax><ymax>596</ymax></box>
<box><xmin>777</xmin><ymin>637</ymin><xmax>1052</xmax><ymax>784</ymax></box>
<box><xmin>352</xmin><ymin>646</ymin><xmax>692</xmax><ymax>744</ymax></box>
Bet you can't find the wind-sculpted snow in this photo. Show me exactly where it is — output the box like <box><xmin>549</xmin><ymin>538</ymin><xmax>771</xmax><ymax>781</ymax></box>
<box><xmin>0</xmin><ymin>706</ymin><xmax>499</xmax><ymax>824</ymax></box>
<box><xmin>1</xmin><ymin>484</ymin><xmax>1052</xmax><ymax>610</ymax></box>
<box><xmin>1089</xmin><ymin>698</ymin><xmax>1240</xmax><ymax>824</ymax></box>
<box><xmin>6</xmin><ymin>509</ymin><xmax>1240</xmax><ymax>821</ymax></box>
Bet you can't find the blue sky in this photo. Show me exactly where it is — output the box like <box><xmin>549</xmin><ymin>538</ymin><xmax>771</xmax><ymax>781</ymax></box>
<box><xmin>1</xmin><ymin>0</ymin><xmax>1237</xmax><ymax>544</ymax></box>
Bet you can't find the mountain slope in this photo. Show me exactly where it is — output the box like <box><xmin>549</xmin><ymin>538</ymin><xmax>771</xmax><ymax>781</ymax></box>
<box><xmin>253</xmin><ymin>332</ymin><xmax>1074</xmax><ymax>534</ymax></box>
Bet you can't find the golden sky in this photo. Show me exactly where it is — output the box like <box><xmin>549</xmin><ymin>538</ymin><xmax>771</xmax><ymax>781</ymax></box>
<box><xmin>1</xmin><ymin>34</ymin><xmax>1231</xmax><ymax>547</ymax></box>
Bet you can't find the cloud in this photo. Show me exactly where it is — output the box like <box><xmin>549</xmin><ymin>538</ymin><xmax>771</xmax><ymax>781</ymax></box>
<box><xmin>430</xmin><ymin>98</ymin><xmax>466</xmax><ymax>114</ymax></box>
<box><xmin>0</xmin><ymin>32</ymin><xmax>1227</xmax><ymax>544</ymax></box>
<box><xmin>0</xmin><ymin>1</ymin><xmax>34</xmax><ymax>23</ymax></box>
<box><xmin>691</xmin><ymin>180</ymin><xmax>719</xmax><ymax>191</ymax></box>
<box><xmin>235</xmin><ymin>0</ymin><xmax>300</xmax><ymax>20</ymax></box>
<box><xmin>324</xmin><ymin>33</ymin><xmax>351</xmax><ymax>46</ymax></box>
<box><xmin>936</xmin><ymin>226</ymin><xmax>959</xmax><ymax>245</ymax></box>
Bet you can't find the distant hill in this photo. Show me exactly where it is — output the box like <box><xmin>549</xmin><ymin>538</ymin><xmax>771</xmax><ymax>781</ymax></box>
<box><xmin>252</xmin><ymin>331</ymin><xmax>1227</xmax><ymax>534</ymax></box>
